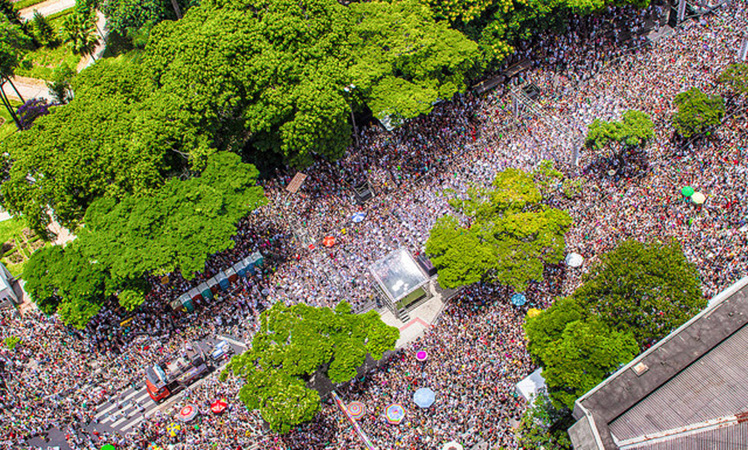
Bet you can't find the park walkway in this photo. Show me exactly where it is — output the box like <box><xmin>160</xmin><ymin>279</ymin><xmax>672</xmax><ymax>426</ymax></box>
<box><xmin>19</xmin><ymin>0</ymin><xmax>75</xmax><ymax>21</ymax></box>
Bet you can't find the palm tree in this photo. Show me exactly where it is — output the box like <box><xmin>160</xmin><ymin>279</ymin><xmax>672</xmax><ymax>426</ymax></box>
<box><xmin>62</xmin><ymin>11</ymin><xmax>100</xmax><ymax>61</ymax></box>
<box><xmin>0</xmin><ymin>22</ymin><xmax>32</xmax><ymax>130</ymax></box>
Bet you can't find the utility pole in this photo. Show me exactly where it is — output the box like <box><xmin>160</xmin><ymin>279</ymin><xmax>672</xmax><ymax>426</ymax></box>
<box><xmin>344</xmin><ymin>84</ymin><xmax>359</xmax><ymax>147</ymax></box>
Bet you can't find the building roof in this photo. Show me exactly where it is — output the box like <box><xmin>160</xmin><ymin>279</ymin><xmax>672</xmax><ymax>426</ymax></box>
<box><xmin>368</xmin><ymin>248</ymin><xmax>429</xmax><ymax>303</ymax></box>
<box><xmin>609</xmin><ymin>324</ymin><xmax>748</xmax><ymax>442</ymax></box>
<box><xmin>569</xmin><ymin>276</ymin><xmax>748</xmax><ymax>450</ymax></box>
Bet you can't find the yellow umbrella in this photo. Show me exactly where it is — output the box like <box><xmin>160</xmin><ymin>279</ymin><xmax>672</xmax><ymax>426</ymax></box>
<box><xmin>691</xmin><ymin>192</ymin><xmax>706</xmax><ymax>205</ymax></box>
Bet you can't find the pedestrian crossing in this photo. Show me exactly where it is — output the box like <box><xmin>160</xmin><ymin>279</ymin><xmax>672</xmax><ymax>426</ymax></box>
<box><xmin>91</xmin><ymin>335</ymin><xmax>247</xmax><ymax>434</ymax></box>
<box><xmin>93</xmin><ymin>386</ymin><xmax>160</xmax><ymax>433</ymax></box>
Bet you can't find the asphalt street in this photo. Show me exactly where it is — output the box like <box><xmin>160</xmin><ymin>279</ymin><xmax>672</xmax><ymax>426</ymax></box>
<box><xmin>27</xmin><ymin>334</ymin><xmax>246</xmax><ymax>449</ymax></box>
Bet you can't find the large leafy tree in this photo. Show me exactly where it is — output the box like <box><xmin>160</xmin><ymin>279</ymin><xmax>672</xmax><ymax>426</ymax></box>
<box><xmin>525</xmin><ymin>240</ymin><xmax>705</xmax><ymax>409</ymax></box>
<box><xmin>45</xmin><ymin>62</ymin><xmax>76</xmax><ymax>105</ymax></box>
<box><xmin>718</xmin><ymin>63</ymin><xmax>748</xmax><ymax>95</ymax></box>
<box><xmin>23</xmin><ymin>243</ymin><xmax>149</xmax><ymax>327</ymax></box>
<box><xmin>22</xmin><ymin>244</ymin><xmax>110</xmax><ymax>328</ymax></box>
<box><xmin>584</xmin><ymin>109</ymin><xmax>654</xmax><ymax>176</ymax></box>
<box><xmin>0</xmin><ymin>59</ymin><xmax>192</xmax><ymax>237</ymax></box>
<box><xmin>585</xmin><ymin>110</ymin><xmax>654</xmax><ymax>151</ymax></box>
<box><xmin>144</xmin><ymin>0</ymin><xmax>353</xmax><ymax>167</ymax></box>
<box><xmin>426</xmin><ymin>168</ymin><xmax>572</xmax><ymax>291</ymax></box>
<box><xmin>529</xmin><ymin>315</ymin><xmax>638</xmax><ymax>409</ymax></box>
<box><xmin>223</xmin><ymin>301</ymin><xmax>399</xmax><ymax>433</ymax></box>
<box><xmin>523</xmin><ymin>296</ymin><xmax>587</xmax><ymax>366</ymax></box>
<box><xmin>671</xmin><ymin>87</ymin><xmax>725</xmax><ymax>138</ymax></box>
<box><xmin>572</xmin><ymin>239</ymin><xmax>705</xmax><ymax>348</ymax></box>
<box><xmin>348</xmin><ymin>0</ymin><xmax>480</xmax><ymax>124</ymax></box>
<box><xmin>76</xmin><ymin>152</ymin><xmax>267</xmax><ymax>280</ymax></box>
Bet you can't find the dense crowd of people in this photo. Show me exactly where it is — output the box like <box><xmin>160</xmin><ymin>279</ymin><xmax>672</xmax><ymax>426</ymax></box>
<box><xmin>1</xmin><ymin>0</ymin><xmax>747</xmax><ymax>448</ymax></box>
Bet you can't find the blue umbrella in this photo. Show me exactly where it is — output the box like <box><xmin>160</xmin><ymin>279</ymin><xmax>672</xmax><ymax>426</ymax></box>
<box><xmin>511</xmin><ymin>293</ymin><xmax>527</xmax><ymax>306</ymax></box>
<box><xmin>352</xmin><ymin>212</ymin><xmax>367</xmax><ymax>223</ymax></box>
<box><xmin>413</xmin><ymin>387</ymin><xmax>436</xmax><ymax>408</ymax></box>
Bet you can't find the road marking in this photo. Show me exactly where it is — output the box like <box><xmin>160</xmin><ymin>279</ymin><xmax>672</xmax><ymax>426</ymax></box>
<box><xmin>111</xmin><ymin>413</ymin><xmax>132</xmax><ymax>428</ymax></box>
<box><xmin>119</xmin><ymin>415</ymin><xmax>144</xmax><ymax>432</ymax></box>
<box><xmin>216</xmin><ymin>334</ymin><xmax>247</xmax><ymax>348</ymax></box>
<box><xmin>95</xmin><ymin>388</ymin><xmax>145</xmax><ymax>419</ymax></box>
<box><xmin>134</xmin><ymin>391</ymin><xmax>151</xmax><ymax>404</ymax></box>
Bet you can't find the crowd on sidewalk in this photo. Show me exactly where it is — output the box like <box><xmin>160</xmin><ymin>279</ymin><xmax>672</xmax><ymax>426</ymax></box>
<box><xmin>1</xmin><ymin>1</ymin><xmax>746</xmax><ymax>449</ymax></box>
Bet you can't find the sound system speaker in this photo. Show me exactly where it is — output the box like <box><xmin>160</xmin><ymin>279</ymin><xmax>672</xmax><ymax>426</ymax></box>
<box><xmin>417</xmin><ymin>254</ymin><xmax>438</xmax><ymax>277</ymax></box>
<box><xmin>353</xmin><ymin>180</ymin><xmax>374</xmax><ymax>204</ymax></box>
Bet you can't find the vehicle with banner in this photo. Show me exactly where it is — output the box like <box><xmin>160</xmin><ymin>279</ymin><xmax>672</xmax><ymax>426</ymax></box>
<box><xmin>210</xmin><ymin>340</ymin><xmax>233</xmax><ymax>363</ymax></box>
<box><xmin>145</xmin><ymin>343</ymin><xmax>211</xmax><ymax>402</ymax></box>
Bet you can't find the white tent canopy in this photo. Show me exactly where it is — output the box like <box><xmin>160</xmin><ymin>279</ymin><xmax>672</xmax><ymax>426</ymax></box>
<box><xmin>565</xmin><ymin>252</ymin><xmax>584</xmax><ymax>268</ymax></box>
<box><xmin>516</xmin><ymin>368</ymin><xmax>547</xmax><ymax>405</ymax></box>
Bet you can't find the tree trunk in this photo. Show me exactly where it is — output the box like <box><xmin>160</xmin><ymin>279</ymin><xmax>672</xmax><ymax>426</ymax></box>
<box><xmin>170</xmin><ymin>0</ymin><xmax>183</xmax><ymax>19</ymax></box>
<box><xmin>0</xmin><ymin>85</ymin><xmax>23</xmax><ymax>130</ymax></box>
<box><xmin>3</xmin><ymin>76</ymin><xmax>24</xmax><ymax>104</ymax></box>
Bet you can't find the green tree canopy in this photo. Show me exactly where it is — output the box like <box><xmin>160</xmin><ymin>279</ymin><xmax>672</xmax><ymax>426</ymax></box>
<box><xmin>0</xmin><ymin>58</ymin><xmax>197</xmax><ymax>236</ymax></box>
<box><xmin>101</xmin><ymin>0</ymin><xmax>195</xmax><ymax>36</ymax></box>
<box><xmin>348</xmin><ymin>0</ymin><xmax>480</xmax><ymax>123</ymax></box>
<box><xmin>144</xmin><ymin>0</ymin><xmax>353</xmax><ymax>167</ymax></box>
<box><xmin>22</xmin><ymin>244</ymin><xmax>109</xmax><ymax>328</ymax></box>
<box><xmin>23</xmin><ymin>241</ymin><xmax>150</xmax><ymax>328</ymax></box>
<box><xmin>426</xmin><ymin>168</ymin><xmax>572</xmax><ymax>291</ymax></box>
<box><xmin>530</xmin><ymin>315</ymin><xmax>638</xmax><ymax>409</ymax></box>
<box><xmin>77</xmin><ymin>152</ymin><xmax>267</xmax><ymax>280</ymax></box>
<box><xmin>671</xmin><ymin>87</ymin><xmax>725</xmax><ymax>138</ymax></box>
<box><xmin>572</xmin><ymin>239</ymin><xmax>705</xmax><ymax>348</ymax></box>
<box><xmin>585</xmin><ymin>109</ymin><xmax>654</xmax><ymax>150</ymax></box>
<box><xmin>523</xmin><ymin>296</ymin><xmax>587</xmax><ymax>366</ymax></box>
<box><xmin>223</xmin><ymin>301</ymin><xmax>399</xmax><ymax>433</ymax></box>
<box><xmin>524</xmin><ymin>239</ymin><xmax>705</xmax><ymax>409</ymax></box>
<box><xmin>718</xmin><ymin>63</ymin><xmax>748</xmax><ymax>95</ymax></box>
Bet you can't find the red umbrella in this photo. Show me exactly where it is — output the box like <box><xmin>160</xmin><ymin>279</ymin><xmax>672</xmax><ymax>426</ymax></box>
<box><xmin>177</xmin><ymin>404</ymin><xmax>198</xmax><ymax>422</ymax></box>
<box><xmin>322</xmin><ymin>236</ymin><xmax>335</xmax><ymax>248</ymax></box>
<box><xmin>210</xmin><ymin>398</ymin><xmax>228</xmax><ymax>414</ymax></box>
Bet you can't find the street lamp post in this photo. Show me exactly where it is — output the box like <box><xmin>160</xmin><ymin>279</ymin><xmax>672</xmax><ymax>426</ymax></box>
<box><xmin>344</xmin><ymin>84</ymin><xmax>360</xmax><ymax>148</ymax></box>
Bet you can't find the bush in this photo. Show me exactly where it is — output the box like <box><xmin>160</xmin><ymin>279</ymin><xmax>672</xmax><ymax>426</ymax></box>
<box><xmin>16</xmin><ymin>98</ymin><xmax>51</xmax><ymax>129</ymax></box>
<box><xmin>4</xmin><ymin>335</ymin><xmax>22</xmax><ymax>350</ymax></box>
<box><xmin>32</xmin><ymin>10</ymin><xmax>57</xmax><ymax>47</ymax></box>
<box><xmin>672</xmin><ymin>88</ymin><xmax>725</xmax><ymax>138</ymax></box>
<box><xmin>46</xmin><ymin>63</ymin><xmax>75</xmax><ymax>104</ymax></box>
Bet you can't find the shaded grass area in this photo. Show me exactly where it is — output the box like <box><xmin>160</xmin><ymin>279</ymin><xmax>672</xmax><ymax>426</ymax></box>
<box><xmin>15</xmin><ymin>42</ymin><xmax>80</xmax><ymax>80</ymax></box>
<box><xmin>13</xmin><ymin>0</ymin><xmax>47</xmax><ymax>11</ymax></box>
<box><xmin>13</xmin><ymin>9</ymin><xmax>79</xmax><ymax>80</ymax></box>
<box><xmin>0</xmin><ymin>99</ymin><xmax>21</xmax><ymax>142</ymax></box>
<box><xmin>0</xmin><ymin>217</ymin><xmax>47</xmax><ymax>277</ymax></box>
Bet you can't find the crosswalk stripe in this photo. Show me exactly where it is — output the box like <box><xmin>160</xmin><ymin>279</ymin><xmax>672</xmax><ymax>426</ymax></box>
<box><xmin>95</xmin><ymin>388</ymin><xmax>146</xmax><ymax>420</ymax></box>
<box><xmin>110</xmin><ymin>416</ymin><xmax>129</xmax><ymax>427</ymax></box>
<box><xmin>135</xmin><ymin>391</ymin><xmax>151</xmax><ymax>404</ymax></box>
<box><xmin>119</xmin><ymin>415</ymin><xmax>145</xmax><ymax>432</ymax></box>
